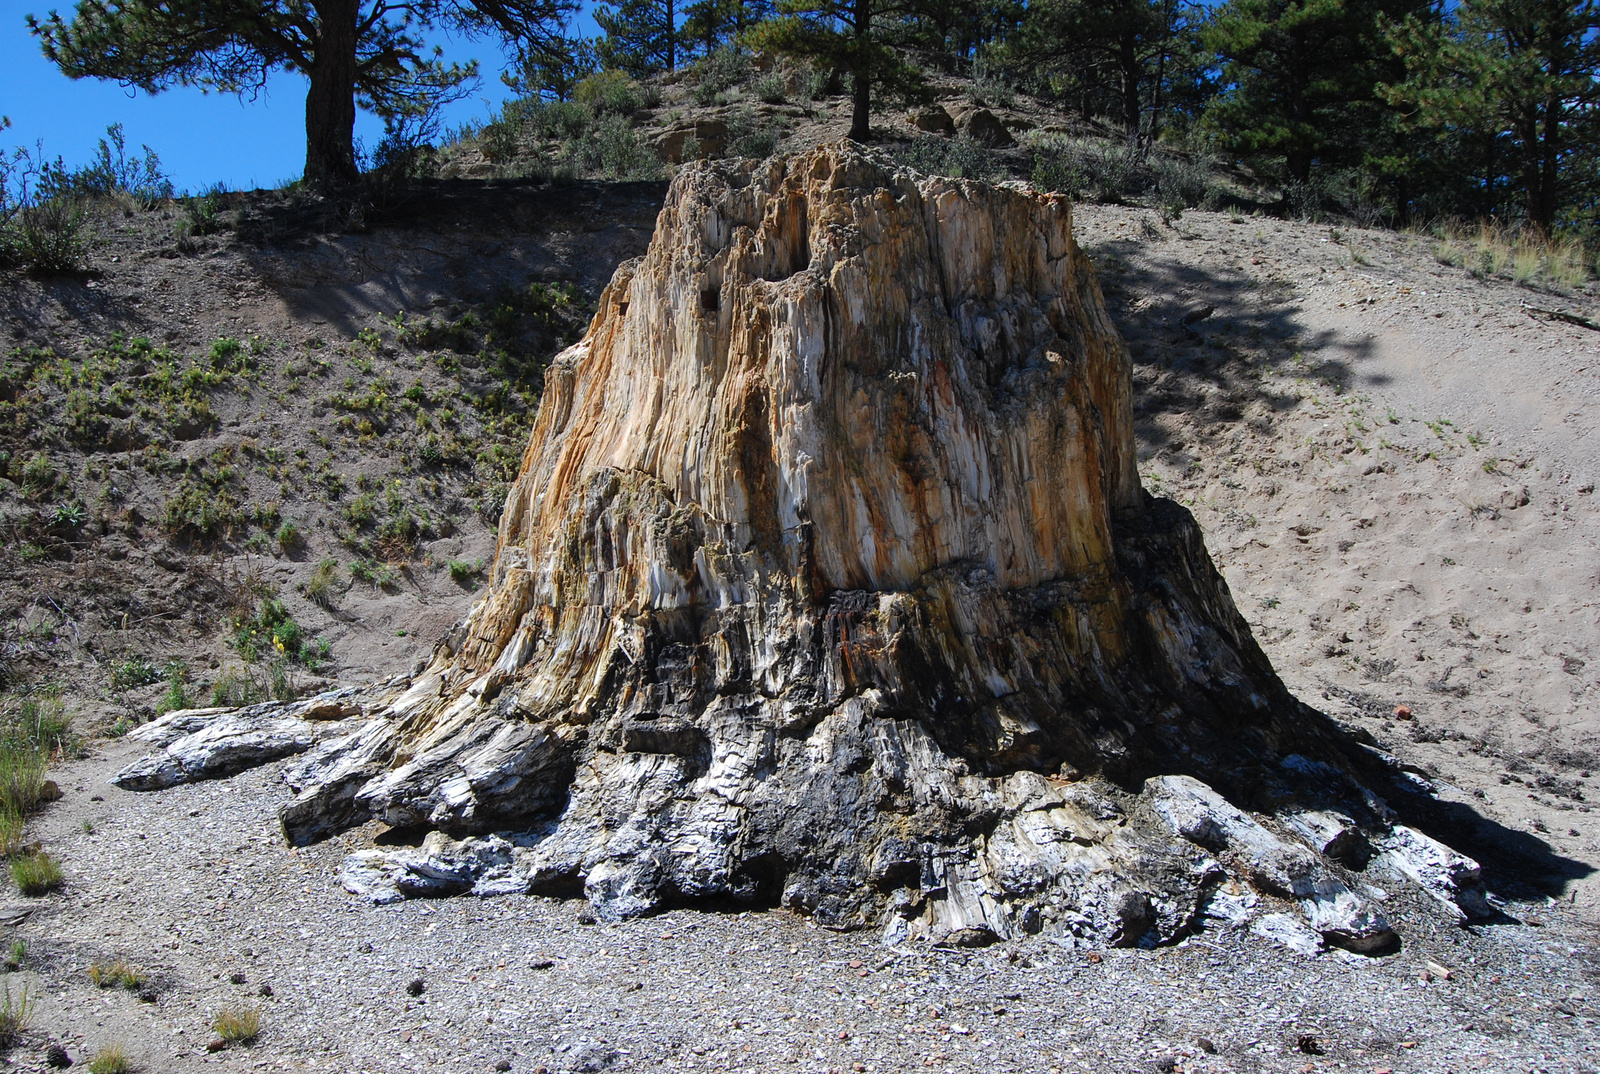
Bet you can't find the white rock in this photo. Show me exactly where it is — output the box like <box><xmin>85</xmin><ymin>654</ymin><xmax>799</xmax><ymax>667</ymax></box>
<box><xmin>1251</xmin><ymin>912</ymin><xmax>1323</xmax><ymax>955</ymax></box>
<box><xmin>1377</xmin><ymin>824</ymin><xmax>1491</xmax><ymax>919</ymax></box>
<box><xmin>113</xmin><ymin>713</ymin><xmax>317</xmax><ymax>791</ymax></box>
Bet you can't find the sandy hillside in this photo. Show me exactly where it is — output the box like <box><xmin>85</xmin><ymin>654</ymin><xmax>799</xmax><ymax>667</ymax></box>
<box><xmin>1075</xmin><ymin>203</ymin><xmax>1600</xmax><ymax>915</ymax></box>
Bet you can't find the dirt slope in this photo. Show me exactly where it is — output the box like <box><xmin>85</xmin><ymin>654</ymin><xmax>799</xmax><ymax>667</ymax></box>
<box><xmin>1075</xmin><ymin>203</ymin><xmax>1600</xmax><ymax>916</ymax></box>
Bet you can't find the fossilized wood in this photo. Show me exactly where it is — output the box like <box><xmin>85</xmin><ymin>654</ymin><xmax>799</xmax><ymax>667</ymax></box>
<box><xmin>120</xmin><ymin>145</ymin><xmax>1490</xmax><ymax>949</ymax></box>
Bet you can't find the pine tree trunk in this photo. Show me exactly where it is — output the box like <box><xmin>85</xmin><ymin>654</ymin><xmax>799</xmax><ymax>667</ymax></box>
<box><xmin>665</xmin><ymin>0</ymin><xmax>676</xmax><ymax>70</ymax></box>
<box><xmin>848</xmin><ymin>0</ymin><xmax>871</xmax><ymax>142</ymax></box>
<box><xmin>1119</xmin><ymin>35</ymin><xmax>1141</xmax><ymax>145</ymax></box>
<box><xmin>304</xmin><ymin>0</ymin><xmax>361</xmax><ymax>191</ymax></box>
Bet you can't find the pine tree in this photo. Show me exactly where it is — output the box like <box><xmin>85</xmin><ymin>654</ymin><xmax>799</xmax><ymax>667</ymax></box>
<box><xmin>750</xmin><ymin>0</ymin><xmax>928</xmax><ymax>141</ymax></box>
<box><xmin>682</xmin><ymin>0</ymin><xmax>773</xmax><ymax>57</ymax></box>
<box><xmin>1383</xmin><ymin>0</ymin><xmax>1600</xmax><ymax>232</ymax></box>
<box><xmin>28</xmin><ymin>0</ymin><xmax>576</xmax><ymax>190</ymax></box>
<box><xmin>595</xmin><ymin>0</ymin><xmax>680</xmax><ymax>75</ymax></box>
<box><xmin>999</xmin><ymin>0</ymin><xmax>1191</xmax><ymax>144</ymax></box>
<box><xmin>505</xmin><ymin>31</ymin><xmax>599</xmax><ymax>100</ymax></box>
<box><xmin>1200</xmin><ymin>0</ymin><xmax>1426</xmax><ymax>184</ymax></box>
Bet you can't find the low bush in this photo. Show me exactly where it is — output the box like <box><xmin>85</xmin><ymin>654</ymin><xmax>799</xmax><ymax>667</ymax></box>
<box><xmin>692</xmin><ymin>47</ymin><xmax>749</xmax><ymax>106</ymax></box>
<box><xmin>110</xmin><ymin>656</ymin><xmax>162</xmax><ymax>689</ymax></box>
<box><xmin>564</xmin><ymin>114</ymin><xmax>662</xmax><ymax>181</ymax></box>
<box><xmin>210</xmin><ymin>665</ymin><xmax>262</xmax><ymax>707</ymax></box>
<box><xmin>575</xmin><ymin>70</ymin><xmax>653</xmax><ymax>118</ymax></box>
<box><xmin>302</xmin><ymin>558</ymin><xmax>342</xmax><ymax>609</ymax></box>
<box><xmin>155</xmin><ymin>662</ymin><xmax>189</xmax><ymax>715</ymax></box>
<box><xmin>725</xmin><ymin>108</ymin><xmax>780</xmax><ymax>160</ymax></box>
<box><xmin>884</xmin><ymin>136</ymin><xmax>1001</xmax><ymax>182</ymax></box>
<box><xmin>13</xmin><ymin>197</ymin><xmax>87</xmax><ymax>275</ymax></box>
<box><xmin>753</xmin><ymin>71</ymin><xmax>789</xmax><ymax>105</ymax></box>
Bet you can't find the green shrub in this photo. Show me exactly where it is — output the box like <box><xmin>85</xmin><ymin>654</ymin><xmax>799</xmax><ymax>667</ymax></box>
<box><xmin>575</xmin><ymin>70</ymin><xmax>650</xmax><ymax>118</ymax></box>
<box><xmin>565</xmin><ymin>114</ymin><xmax>662</xmax><ymax>180</ymax></box>
<box><xmin>230</xmin><ymin>598</ymin><xmax>303</xmax><ymax>661</ymax></box>
<box><xmin>155</xmin><ymin>662</ymin><xmax>189</xmax><ymax>715</ymax></box>
<box><xmin>12</xmin><ymin>850</ymin><xmax>61</xmax><ymax>896</ymax></box>
<box><xmin>343</xmin><ymin>491</ymin><xmax>379</xmax><ymax>529</ymax></box>
<box><xmin>40</xmin><ymin>123</ymin><xmax>173</xmax><ymax>204</ymax></box>
<box><xmin>527</xmin><ymin>99</ymin><xmax>592</xmax><ymax>141</ymax></box>
<box><xmin>692</xmin><ymin>47</ymin><xmax>749</xmax><ymax>106</ymax></box>
<box><xmin>184</xmin><ymin>183</ymin><xmax>229</xmax><ymax>236</ymax></box>
<box><xmin>887</xmin><ymin>136</ymin><xmax>1000</xmax><ymax>182</ymax></box>
<box><xmin>753</xmin><ymin>71</ymin><xmax>789</xmax><ymax>105</ymax></box>
<box><xmin>14</xmin><ymin>197</ymin><xmax>87</xmax><ymax>275</ymax></box>
<box><xmin>110</xmin><ymin>656</ymin><xmax>162</xmax><ymax>689</ymax></box>
<box><xmin>0</xmin><ymin>746</ymin><xmax>47</xmax><ymax>819</ymax></box>
<box><xmin>447</xmin><ymin>558</ymin><xmax>482</xmax><ymax>586</ymax></box>
<box><xmin>725</xmin><ymin>107</ymin><xmax>779</xmax><ymax>160</ymax></box>
<box><xmin>275</xmin><ymin>519</ymin><xmax>301</xmax><ymax>551</ymax></box>
<box><xmin>19</xmin><ymin>451</ymin><xmax>58</xmax><ymax>500</ymax></box>
<box><xmin>210</xmin><ymin>666</ymin><xmax>262</xmax><ymax>707</ymax></box>
<box><xmin>0</xmin><ymin>805</ymin><xmax>23</xmax><ymax>859</ymax></box>
<box><xmin>161</xmin><ymin>478</ymin><xmax>243</xmax><ymax>541</ymax></box>
<box><xmin>349</xmin><ymin>558</ymin><xmax>400</xmax><ymax>589</ymax></box>
<box><xmin>303</xmin><ymin>558</ymin><xmax>342</xmax><ymax>608</ymax></box>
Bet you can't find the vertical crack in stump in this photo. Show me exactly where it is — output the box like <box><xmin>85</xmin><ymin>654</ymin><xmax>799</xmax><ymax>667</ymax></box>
<box><xmin>119</xmin><ymin>145</ymin><xmax>1493</xmax><ymax>949</ymax></box>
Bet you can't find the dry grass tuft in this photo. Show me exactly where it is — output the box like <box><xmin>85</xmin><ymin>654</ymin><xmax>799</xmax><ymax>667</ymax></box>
<box><xmin>211</xmin><ymin>1004</ymin><xmax>260</xmax><ymax>1045</ymax></box>
<box><xmin>87</xmin><ymin>1043</ymin><xmax>133</xmax><ymax>1074</ymax></box>
<box><xmin>88</xmin><ymin>958</ymin><xmax>147</xmax><ymax>991</ymax></box>
<box><xmin>1433</xmin><ymin>219</ymin><xmax>1592</xmax><ymax>290</ymax></box>
<box><xmin>11</xmin><ymin>850</ymin><xmax>61</xmax><ymax>895</ymax></box>
<box><xmin>0</xmin><ymin>978</ymin><xmax>33</xmax><ymax>1045</ymax></box>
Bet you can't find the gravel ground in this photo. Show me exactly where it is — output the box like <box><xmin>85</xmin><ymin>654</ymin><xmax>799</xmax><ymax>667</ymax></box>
<box><xmin>1</xmin><ymin>736</ymin><xmax>1593</xmax><ymax>1074</ymax></box>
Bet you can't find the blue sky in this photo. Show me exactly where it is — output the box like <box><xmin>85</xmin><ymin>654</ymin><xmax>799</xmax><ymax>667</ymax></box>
<box><xmin>0</xmin><ymin>0</ymin><xmax>564</xmax><ymax>193</ymax></box>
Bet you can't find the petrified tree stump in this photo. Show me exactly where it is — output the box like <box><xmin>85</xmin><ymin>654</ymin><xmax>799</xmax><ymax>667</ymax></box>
<box><xmin>120</xmin><ymin>146</ymin><xmax>1488</xmax><ymax>948</ymax></box>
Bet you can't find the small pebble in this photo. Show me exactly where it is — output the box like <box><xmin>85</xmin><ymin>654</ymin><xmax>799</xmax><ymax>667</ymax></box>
<box><xmin>258</xmin><ymin>983</ymin><xmax>273</xmax><ymax>997</ymax></box>
<box><xmin>229</xmin><ymin>971</ymin><xmax>247</xmax><ymax>985</ymax></box>
<box><xmin>493</xmin><ymin>1061</ymin><xmax>512</xmax><ymax>1072</ymax></box>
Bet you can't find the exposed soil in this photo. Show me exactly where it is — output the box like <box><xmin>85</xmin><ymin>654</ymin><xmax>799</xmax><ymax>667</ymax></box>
<box><xmin>1073</xmin><ymin>204</ymin><xmax>1600</xmax><ymax>921</ymax></box>
<box><xmin>1</xmin><ymin>179</ymin><xmax>664</xmax><ymax>716</ymax></box>
<box><xmin>0</xmin><ymin>152</ymin><xmax>1597</xmax><ymax>1073</ymax></box>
